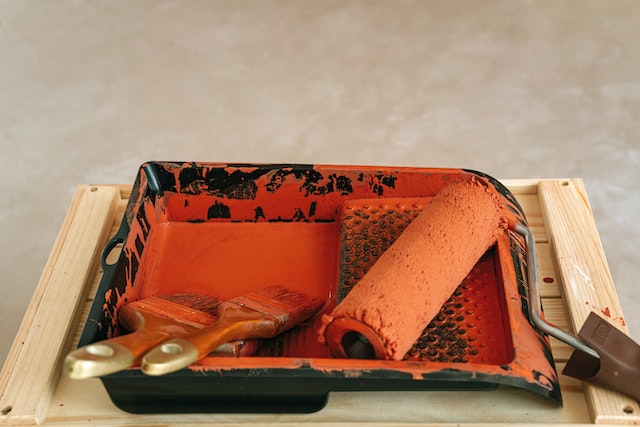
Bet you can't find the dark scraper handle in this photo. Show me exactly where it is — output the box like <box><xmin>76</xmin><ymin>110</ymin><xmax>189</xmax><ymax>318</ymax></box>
<box><xmin>563</xmin><ymin>312</ymin><xmax>640</xmax><ymax>402</ymax></box>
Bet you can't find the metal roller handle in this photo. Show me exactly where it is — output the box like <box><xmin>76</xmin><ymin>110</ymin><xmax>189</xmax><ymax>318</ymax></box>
<box><xmin>513</xmin><ymin>224</ymin><xmax>599</xmax><ymax>359</ymax></box>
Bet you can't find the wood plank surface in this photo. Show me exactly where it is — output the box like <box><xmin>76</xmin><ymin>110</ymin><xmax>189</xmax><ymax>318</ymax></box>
<box><xmin>538</xmin><ymin>179</ymin><xmax>639</xmax><ymax>424</ymax></box>
<box><xmin>0</xmin><ymin>180</ymin><xmax>637</xmax><ymax>426</ymax></box>
<box><xmin>0</xmin><ymin>186</ymin><xmax>120</xmax><ymax>425</ymax></box>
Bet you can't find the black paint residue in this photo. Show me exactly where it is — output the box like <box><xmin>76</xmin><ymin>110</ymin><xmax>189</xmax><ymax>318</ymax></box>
<box><xmin>203</xmin><ymin>168</ymin><xmax>261</xmax><ymax>199</ymax></box>
<box><xmin>178</xmin><ymin>167</ymin><xmax>205</xmax><ymax>194</ymax></box>
<box><xmin>509</xmin><ymin>233</ymin><xmax>532</xmax><ymax>325</ymax></box>
<box><xmin>134</xmin><ymin>235</ymin><xmax>144</xmax><ymax>256</ymax></box>
<box><xmin>532</xmin><ymin>369</ymin><xmax>562</xmax><ymax>399</ymax></box>
<box><xmin>370</xmin><ymin>173</ymin><xmax>397</xmax><ymax>196</ymax></box>
<box><xmin>266</xmin><ymin>167</ymin><xmax>323</xmax><ymax>194</ymax></box>
<box><xmin>146</xmin><ymin>162</ymin><xmax>178</xmax><ymax>193</ymax></box>
<box><xmin>127</xmin><ymin>249</ymin><xmax>139</xmax><ymax>295</ymax></box>
<box><xmin>176</xmin><ymin>165</ymin><xmax>265</xmax><ymax>199</ymax></box>
<box><xmin>136</xmin><ymin>206</ymin><xmax>151</xmax><ymax>241</ymax></box>
<box><xmin>102</xmin><ymin>244</ymin><xmax>138</xmax><ymax>339</ymax></box>
<box><xmin>356</xmin><ymin>172</ymin><xmax>397</xmax><ymax>196</ymax></box>
<box><xmin>208</xmin><ymin>201</ymin><xmax>231</xmax><ymax>219</ymax></box>
<box><xmin>157</xmin><ymin>163</ymin><xmax>362</xmax><ymax>200</ymax></box>
<box><xmin>265</xmin><ymin>166</ymin><xmax>354</xmax><ymax>196</ymax></box>
<box><xmin>333</xmin><ymin>174</ymin><xmax>353</xmax><ymax>194</ymax></box>
<box><xmin>293</xmin><ymin>208</ymin><xmax>306</xmax><ymax>221</ymax></box>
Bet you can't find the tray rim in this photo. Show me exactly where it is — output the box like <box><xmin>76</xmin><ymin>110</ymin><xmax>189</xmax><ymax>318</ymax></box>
<box><xmin>78</xmin><ymin>162</ymin><xmax>558</xmax><ymax>410</ymax></box>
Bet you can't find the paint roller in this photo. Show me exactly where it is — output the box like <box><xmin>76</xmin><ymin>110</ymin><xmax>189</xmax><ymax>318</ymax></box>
<box><xmin>319</xmin><ymin>177</ymin><xmax>507</xmax><ymax>360</ymax></box>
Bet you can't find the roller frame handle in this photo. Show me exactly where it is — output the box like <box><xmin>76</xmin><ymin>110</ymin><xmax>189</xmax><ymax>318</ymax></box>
<box><xmin>515</xmin><ymin>224</ymin><xmax>640</xmax><ymax>402</ymax></box>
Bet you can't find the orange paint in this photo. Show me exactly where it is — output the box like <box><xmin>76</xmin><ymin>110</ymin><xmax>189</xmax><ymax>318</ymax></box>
<box><xmin>133</xmin><ymin>221</ymin><xmax>340</xmax><ymax>306</ymax></box>
<box><xmin>586</xmin><ymin>302</ymin><xmax>614</xmax><ymax>320</ymax></box>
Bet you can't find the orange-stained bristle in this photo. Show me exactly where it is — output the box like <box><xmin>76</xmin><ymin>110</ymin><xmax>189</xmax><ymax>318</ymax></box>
<box><xmin>160</xmin><ymin>293</ymin><xmax>222</xmax><ymax>316</ymax></box>
<box><xmin>129</xmin><ymin>295</ymin><xmax>219</xmax><ymax>329</ymax></box>
<box><xmin>232</xmin><ymin>286</ymin><xmax>324</xmax><ymax>327</ymax></box>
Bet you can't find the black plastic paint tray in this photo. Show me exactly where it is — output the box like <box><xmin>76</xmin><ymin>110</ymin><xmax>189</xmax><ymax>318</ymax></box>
<box><xmin>76</xmin><ymin>162</ymin><xmax>561</xmax><ymax>413</ymax></box>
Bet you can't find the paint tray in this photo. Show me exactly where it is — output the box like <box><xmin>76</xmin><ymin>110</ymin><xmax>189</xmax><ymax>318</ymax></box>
<box><xmin>76</xmin><ymin>162</ymin><xmax>561</xmax><ymax>413</ymax></box>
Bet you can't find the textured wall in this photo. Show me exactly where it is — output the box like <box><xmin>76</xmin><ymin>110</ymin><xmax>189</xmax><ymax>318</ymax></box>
<box><xmin>1</xmin><ymin>0</ymin><xmax>638</xmax><ymax>365</ymax></box>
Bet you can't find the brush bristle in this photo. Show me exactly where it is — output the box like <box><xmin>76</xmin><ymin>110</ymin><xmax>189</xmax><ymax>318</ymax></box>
<box><xmin>160</xmin><ymin>293</ymin><xmax>221</xmax><ymax>317</ymax></box>
<box><xmin>129</xmin><ymin>294</ymin><xmax>220</xmax><ymax>328</ymax></box>
<box><xmin>231</xmin><ymin>286</ymin><xmax>324</xmax><ymax>331</ymax></box>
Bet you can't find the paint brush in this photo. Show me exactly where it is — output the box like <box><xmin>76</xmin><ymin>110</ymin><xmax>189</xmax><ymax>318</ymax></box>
<box><xmin>141</xmin><ymin>286</ymin><xmax>324</xmax><ymax>376</ymax></box>
<box><xmin>64</xmin><ymin>294</ymin><xmax>256</xmax><ymax>379</ymax></box>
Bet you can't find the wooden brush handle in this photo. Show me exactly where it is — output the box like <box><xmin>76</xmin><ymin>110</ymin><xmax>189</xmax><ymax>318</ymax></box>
<box><xmin>141</xmin><ymin>306</ymin><xmax>277</xmax><ymax>376</ymax></box>
<box><xmin>64</xmin><ymin>339</ymin><xmax>135</xmax><ymax>379</ymax></box>
<box><xmin>64</xmin><ymin>305</ymin><xmax>201</xmax><ymax>379</ymax></box>
<box><xmin>63</xmin><ymin>328</ymin><xmax>169</xmax><ymax>379</ymax></box>
<box><xmin>64</xmin><ymin>310</ymin><xmax>255</xmax><ymax>379</ymax></box>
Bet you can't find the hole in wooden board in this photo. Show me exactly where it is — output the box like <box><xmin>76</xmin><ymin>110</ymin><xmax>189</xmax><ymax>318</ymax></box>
<box><xmin>623</xmin><ymin>405</ymin><xmax>635</xmax><ymax>414</ymax></box>
<box><xmin>1</xmin><ymin>405</ymin><xmax>12</xmax><ymax>415</ymax></box>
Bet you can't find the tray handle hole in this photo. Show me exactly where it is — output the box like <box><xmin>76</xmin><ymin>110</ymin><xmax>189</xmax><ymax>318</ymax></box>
<box><xmin>1</xmin><ymin>405</ymin><xmax>12</xmax><ymax>416</ymax></box>
<box><xmin>103</xmin><ymin>239</ymin><xmax>124</xmax><ymax>267</ymax></box>
<box><xmin>623</xmin><ymin>405</ymin><xmax>635</xmax><ymax>415</ymax></box>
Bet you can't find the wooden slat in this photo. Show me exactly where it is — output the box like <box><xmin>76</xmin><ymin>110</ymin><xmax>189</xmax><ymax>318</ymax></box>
<box><xmin>538</xmin><ymin>180</ymin><xmax>627</xmax><ymax>332</ymax></box>
<box><xmin>511</xmin><ymin>194</ymin><xmax>548</xmax><ymax>243</ymax></box>
<box><xmin>542</xmin><ymin>298</ymin><xmax>574</xmax><ymax>361</ymax></box>
<box><xmin>541</xmin><ymin>298</ymin><xmax>570</xmax><ymax>330</ymax></box>
<box><xmin>0</xmin><ymin>186</ymin><xmax>120</xmax><ymax>425</ymax></box>
<box><xmin>116</xmin><ymin>184</ymin><xmax>132</xmax><ymax>200</ymax></box>
<box><xmin>537</xmin><ymin>243</ymin><xmax>561</xmax><ymax>298</ymax></box>
<box><xmin>499</xmin><ymin>178</ymin><xmax>545</xmax><ymax>195</ymax></box>
<box><xmin>538</xmin><ymin>179</ymin><xmax>639</xmax><ymax>424</ymax></box>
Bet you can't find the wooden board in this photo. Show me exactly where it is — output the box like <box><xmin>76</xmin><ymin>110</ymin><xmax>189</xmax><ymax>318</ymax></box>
<box><xmin>0</xmin><ymin>179</ymin><xmax>638</xmax><ymax>426</ymax></box>
<box><xmin>538</xmin><ymin>180</ymin><xmax>638</xmax><ymax>424</ymax></box>
<box><xmin>0</xmin><ymin>186</ymin><xmax>120</xmax><ymax>425</ymax></box>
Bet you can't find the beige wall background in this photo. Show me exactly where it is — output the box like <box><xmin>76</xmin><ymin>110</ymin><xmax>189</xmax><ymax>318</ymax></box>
<box><xmin>1</xmin><ymin>0</ymin><xmax>638</xmax><ymax>366</ymax></box>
